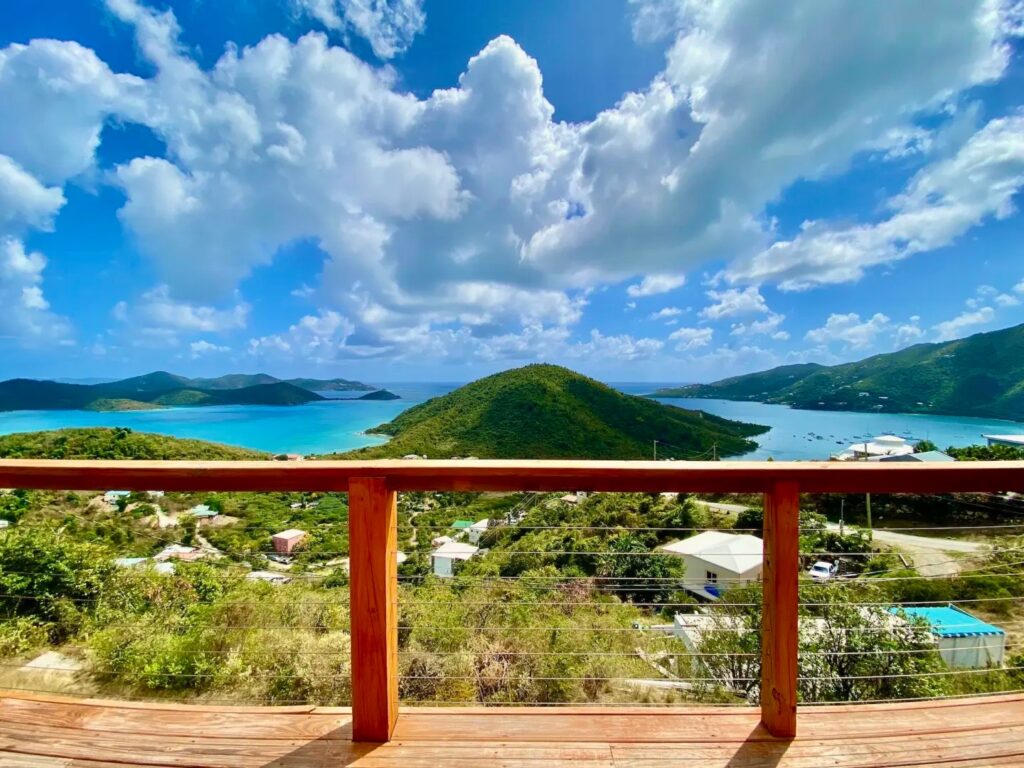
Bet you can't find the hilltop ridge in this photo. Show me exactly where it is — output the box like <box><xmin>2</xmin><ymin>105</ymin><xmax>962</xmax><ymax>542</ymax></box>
<box><xmin>0</xmin><ymin>371</ymin><xmax>374</xmax><ymax>412</ymax></box>
<box><xmin>651</xmin><ymin>322</ymin><xmax>1024</xmax><ymax>420</ymax></box>
<box><xmin>338</xmin><ymin>363</ymin><xmax>766</xmax><ymax>459</ymax></box>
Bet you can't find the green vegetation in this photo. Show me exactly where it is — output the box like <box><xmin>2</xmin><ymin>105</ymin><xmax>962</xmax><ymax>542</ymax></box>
<box><xmin>0</xmin><ymin>371</ymin><xmax>378</xmax><ymax>411</ymax></box>
<box><xmin>651</xmin><ymin>322</ymin><xmax>1024</xmax><ymax>420</ymax></box>
<box><xmin>0</xmin><ymin>427</ymin><xmax>268</xmax><ymax>460</ymax></box>
<box><xmin>1</xmin><ymin>430</ymin><xmax>1022</xmax><ymax>708</ymax></box>
<box><xmin>339</xmin><ymin>364</ymin><xmax>767</xmax><ymax>459</ymax></box>
<box><xmin>84</xmin><ymin>399</ymin><xmax>163</xmax><ymax>412</ymax></box>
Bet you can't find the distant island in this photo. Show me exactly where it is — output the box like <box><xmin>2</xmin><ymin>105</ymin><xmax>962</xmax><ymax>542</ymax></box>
<box><xmin>650</xmin><ymin>322</ymin><xmax>1024</xmax><ymax>421</ymax></box>
<box><xmin>355</xmin><ymin>389</ymin><xmax>401</xmax><ymax>401</ymax></box>
<box><xmin>336</xmin><ymin>363</ymin><xmax>767</xmax><ymax>460</ymax></box>
<box><xmin>0</xmin><ymin>371</ymin><xmax>375</xmax><ymax>412</ymax></box>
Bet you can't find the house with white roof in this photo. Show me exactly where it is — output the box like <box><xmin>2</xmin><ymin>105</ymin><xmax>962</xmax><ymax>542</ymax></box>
<box><xmin>188</xmin><ymin>504</ymin><xmax>218</xmax><ymax>519</ymax></box>
<box><xmin>984</xmin><ymin>434</ymin><xmax>1024</xmax><ymax>448</ymax></box>
<box><xmin>104</xmin><ymin>490</ymin><xmax>131</xmax><ymax>505</ymax></box>
<box><xmin>832</xmin><ymin>435</ymin><xmax>914</xmax><ymax>461</ymax></box>
<box><xmin>467</xmin><ymin>519</ymin><xmax>491</xmax><ymax>545</ymax></box>
<box><xmin>659</xmin><ymin>531</ymin><xmax>763</xmax><ymax>600</ymax></box>
<box><xmin>431</xmin><ymin>541</ymin><xmax>479</xmax><ymax>577</ymax></box>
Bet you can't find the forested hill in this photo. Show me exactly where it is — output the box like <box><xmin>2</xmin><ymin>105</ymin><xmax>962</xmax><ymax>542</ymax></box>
<box><xmin>0</xmin><ymin>428</ymin><xmax>268</xmax><ymax>460</ymax></box>
<box><xmin>651</xmin><ymin>322</ymin><xmax>1024</xmax><ymax>420</ymax></box>
<box><xmin>0</xmin><ymin>371</ymin><xmax>377</xmax><ymax>411</ymax></box>
<box><xmin>338</xmin><ymin>364</ymin><xmax>767</xmax><ymax>460</ymax></box>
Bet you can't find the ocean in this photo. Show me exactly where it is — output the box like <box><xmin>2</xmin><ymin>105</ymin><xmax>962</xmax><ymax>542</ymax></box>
<box><xmin>0</xmin><ymin>381</ymin><xmax>1020</xmax><ymax>460</ymax></box>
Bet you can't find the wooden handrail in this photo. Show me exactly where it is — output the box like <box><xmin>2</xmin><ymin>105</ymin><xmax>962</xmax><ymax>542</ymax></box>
<box><xmin>0</xmin><ymin>458</ymin><xmax>1022</xmax><ymax>493</ymax></box>
<box><xmin>1</xmin><ymin>458</ymin><xmax>1022</xmax><ymax>742</ymax></box>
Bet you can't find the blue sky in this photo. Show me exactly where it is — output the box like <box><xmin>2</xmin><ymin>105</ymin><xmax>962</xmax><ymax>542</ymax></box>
<box><xmin>1</xmin><ymin>0</ymin><xmax>1023</xmax><ymax>382</ymax></box>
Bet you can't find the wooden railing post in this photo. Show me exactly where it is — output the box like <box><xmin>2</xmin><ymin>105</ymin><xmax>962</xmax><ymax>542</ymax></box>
<box><xmin>761</xmin><ymin>481</ymin><xmax>799</xmax><ymax>738</ymax></box>
<box><xmin>348</xmin><ymin>477</ymin><xmax>399</xmax><ymax>742</ymax></box>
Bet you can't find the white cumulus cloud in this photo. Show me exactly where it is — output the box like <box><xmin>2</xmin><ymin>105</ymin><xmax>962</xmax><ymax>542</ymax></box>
<box><xmin>293</xmin><ymin>0</ymin><xmax>426</xmax><ymax>59</ymax></box>
<box><xmin>805</xmin><ymin>312</ymin><xmax>891</xmax><ymax>349</ymax></box>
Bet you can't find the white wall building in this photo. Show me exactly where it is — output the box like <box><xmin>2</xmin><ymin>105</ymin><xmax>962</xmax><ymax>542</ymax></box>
<box><xmin>659</xmin><ymin>531</ymin><xmax>763</xmax><ymax>600</ymax></box>
<box><xmin>832</xmin><ymin>435</ymin><xmax>914</xmax><ymax>461</ymax></box>
<box><xmin>467</xmin><ymin>519</ymin><xmax>490</xmax><ymax>545</ymax></box>
<box><xmin>431</xmin><ymin>541</ymin><xmax>479</xmax><ymax>577</ymax></box>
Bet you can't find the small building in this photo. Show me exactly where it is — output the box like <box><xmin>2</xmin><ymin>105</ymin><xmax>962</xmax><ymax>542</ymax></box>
<box><xmin>896</xmin><ymin>605</ymin><xmax>1006</xmax><ymax>669</ymax></box>
<box><xmin>147</xmin><ymin>491</ymin><xmax>165</xmax><ymax>499</ymax></box>
<box><xmin>832</xmin><ymin>435</ymin><xmax>915</xmax><ymax>461</ymax></box>
<box><xmin>467</xmin><ymin>519</ymin><xmax>490</xmax><ymax>545</ymax></box>
<box><xmin>450</xmin><ymin>520</ymin><xmax>474</xmax><ymax>534</ymax></box>
<box><xmin>659</xmin><ymin>531</ymin><xmax>763</xmax><ymax>600</ymax></box>
<box><xmin>431</xmin><ymin>534</ymin><xmax>454</xmax><ymax>548</ymax></box>
<box><xmin>431</xmin><ymin>541</ymin><xmax>479</xmax><ymax>577</ymax></box>
<box><xmin>114</xmin><ymin>556</ymin><xmax>175</xmax><ymax>574</ymax></box>
<box><xmin>0</xmin><ymin>519</ymin><xmax>10</xmax><ymax>529</ymax></box>
<box><xmin>878</xmin><ymin>450</ymin><xmax>955</xmax><ymax>463</ymax></box>
<box><xmin>188</xmin><ymin>504</ymin><xmax>218</xmax><ymax>518</ymax></box>
<box><xmin>396</xmin><ymin>551</ymin><xmax>408</xmax><ymax>565</ymax></box>
<box><xmin>559</xmin><ymin>491</ymin><xmax>589</xmax><ymax>505</ymax></box>
<box><xmin>153</xmin><ymin>544</ymin><xmax>206</xmax><ymax>563</ymax></box>
<box><xmin>246</xmin><ymin>570</ymin><xmax>292</xmax><ymax>585</ymax></box>
<box><xmin>272</xmin><ymin>528</ymin><xmax>307</xmax><ymax>555</ymax></box>
<box><xmin>984</xmin><ymin>434</ymin><xmax>1024</xmax><ymax>448</ymax></box>
<box><xmin>104</xmin><ymin>490</ymin><xmax>131</xmax><ymax>505</ymax></box>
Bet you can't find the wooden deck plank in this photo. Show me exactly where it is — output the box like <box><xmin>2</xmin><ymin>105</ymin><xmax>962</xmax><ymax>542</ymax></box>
<box><xmin>2</xmin><ymin>692</ymin><xmax>1023</xmax><ymax>767</ymax></box>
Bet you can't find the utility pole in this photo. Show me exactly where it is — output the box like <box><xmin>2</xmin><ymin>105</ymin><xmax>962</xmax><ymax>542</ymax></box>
<box><xmin>712</xmin><ymin>443</ymin><xmax>717</xmax><ymax>461</ymax></box>
<box><xmin>653</xmin><ymin>440</ymin><xmax>658</xmax><ymax>461</ymax></box>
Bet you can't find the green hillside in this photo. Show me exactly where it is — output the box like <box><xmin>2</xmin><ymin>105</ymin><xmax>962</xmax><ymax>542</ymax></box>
<box><xmin>338</xmin><ymin>364</ymin><xmax>766</xmax><ymax>459</ymax></box>
<box><xmin>0</xmin><ymin>427</ymin><xmax>268</xmax><ymax>460</ymax></box>
<box><xmin>0</xmin><ymin>375</ymin><xmax>327</xmax><ymax>411</ymax></box>
<box><xmin>652</xmin><ymin>322</ymin><xmax>1024</xmax><ymax>420</ymax></box>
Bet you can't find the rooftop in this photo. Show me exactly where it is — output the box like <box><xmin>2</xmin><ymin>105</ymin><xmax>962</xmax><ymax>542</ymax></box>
<box><xmin>2</xmin><ymin>690</ymin><xmax>1021</xmax><ymax>767</ymax></box>
<box><xmin>896</xmin><ymin>605</ymin><xmax>1006</xmax><ymax>638</ymax></box>
<box><xmin>659</xmin><ymin>530</ymin><xmax>763</xmax><ymax>572</ymax></box>
<box><xmin>272</xmin><ymin>528</ymin><xmax>306</xmax><ymax>539</ymax></box>
<box><xmin>432</xmin><ymin>540</ymin><xmax>479</xmax><ymax>560</ymax></box>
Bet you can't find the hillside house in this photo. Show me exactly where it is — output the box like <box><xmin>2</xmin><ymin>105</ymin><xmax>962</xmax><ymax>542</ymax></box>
<box><xmin>878</xmin><ymin>450</ymin><xmax>955</xmax><ymax>463</ymax></box>
<box><xmin>984</xmin><ymin>434</ymin><xmax>1024</xmax><ymax>448</ymax></box>
<box><xmin>114</xmin><ymin>556</ymin><xmax>175</xmax><ymax>575</ymax></box>
<box><xmin>104</xmin><ymin>490</ymin><xmax>130</xmax><ymax>505</ymax></box>
<box><xmin>896</xmin><ymin>605</ymin><xmax>1006</xmax><ymax>668</ymax></box>
<box><xmin>431</xmin><ymin>541</ymin><xmax>479</xmax><ymax>577</ymax></box>
<box><xmin>660</xmin><ymin>531</ymin><xmax>763</xmax><ymax>599</ymax></box>
<box><xmin>467</xmin><ymin>519</ymin><xmax>490</xmax><ymax>545</ymax></box>
<box><xmin>188</xmin><ymin>504</ymin><xmax>218</xmax><ymax>519</ymax></box>
<box><xmin>832</xmin><ymin>435</ymin><xmax>914</xmax><ymax>461</ymax></box>
<box><xmin>272</xmin><ymin>529</ymin><xmax>307</xmax><ymax>555</ymax></box>
<box><xmin>153</xmin><ymin>545</ymin><xmax>206</xmax><ymax>563</ymax></box>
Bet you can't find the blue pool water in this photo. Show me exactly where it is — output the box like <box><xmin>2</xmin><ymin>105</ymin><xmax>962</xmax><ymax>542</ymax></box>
<box><xmin>0</xmin><ymin>381</ymin><xmax>1019</xmax><ymax>459</ymax></box>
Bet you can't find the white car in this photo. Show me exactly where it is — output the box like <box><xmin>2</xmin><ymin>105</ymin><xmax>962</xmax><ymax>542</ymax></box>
<box><xmin>807</xmin><ymin>561</ymin><xmax>838</xmax><ymax>582</ymax></box>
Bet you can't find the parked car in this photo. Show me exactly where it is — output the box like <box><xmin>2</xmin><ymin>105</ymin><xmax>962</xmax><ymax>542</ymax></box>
<box><xmin>807</xmin><ymin>560</ymin><xmax>838</xmax><ymax>582</ymax></box>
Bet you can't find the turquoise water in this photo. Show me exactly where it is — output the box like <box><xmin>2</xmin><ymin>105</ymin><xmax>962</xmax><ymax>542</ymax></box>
<box><xmin>0</xmin><ymin>381</ymin><xmax>1020</xmax><ymax>459</ymax></box>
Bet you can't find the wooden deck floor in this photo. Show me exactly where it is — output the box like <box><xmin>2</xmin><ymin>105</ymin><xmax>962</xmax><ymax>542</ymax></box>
<box><xmin>1</xmin><ymin>690</ymin><xmax>1023</xmax><ymax>767</ymax></box>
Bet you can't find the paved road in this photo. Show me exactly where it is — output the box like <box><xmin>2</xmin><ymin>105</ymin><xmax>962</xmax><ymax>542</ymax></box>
<box><xmin>827</xmin><ymin>523</ymin><xmax>984</xmax><ymax>577</ymax></box>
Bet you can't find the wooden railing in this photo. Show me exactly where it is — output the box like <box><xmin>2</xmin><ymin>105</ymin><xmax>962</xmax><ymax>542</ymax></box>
<box><xmin>1</xmin><ymin>458</ymin><xmax>1022</xmax><ymax>742</ymax></box>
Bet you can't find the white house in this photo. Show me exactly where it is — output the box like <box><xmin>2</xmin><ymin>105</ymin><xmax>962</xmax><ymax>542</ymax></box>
<box><xmin>659</xmin><ymin>531</ymin><xmax>763</xmax><ymax>599</ymax></box>
<box><xmin>984</xmin><ymin>434</ymin><xmax>1024</xmax><ymax>448</ymax></box>
<box><xmin>467</xmin><ymin>519</ymin><xmax>490</xmax><ymax>545</ymax></box>
<box><xmin>832</xmin><ymin>435</ymin><xmax>914</xmax><ymax>461</ymax></box>
<box><xmin>431</xmin><ymin>541</ymin><xmax>479</xmax><ymax>577</ymax></box>
<box><xmin>103</xmin><ymin>490</ymin><xmax>131</xmax><ymax>505</ymax></box>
